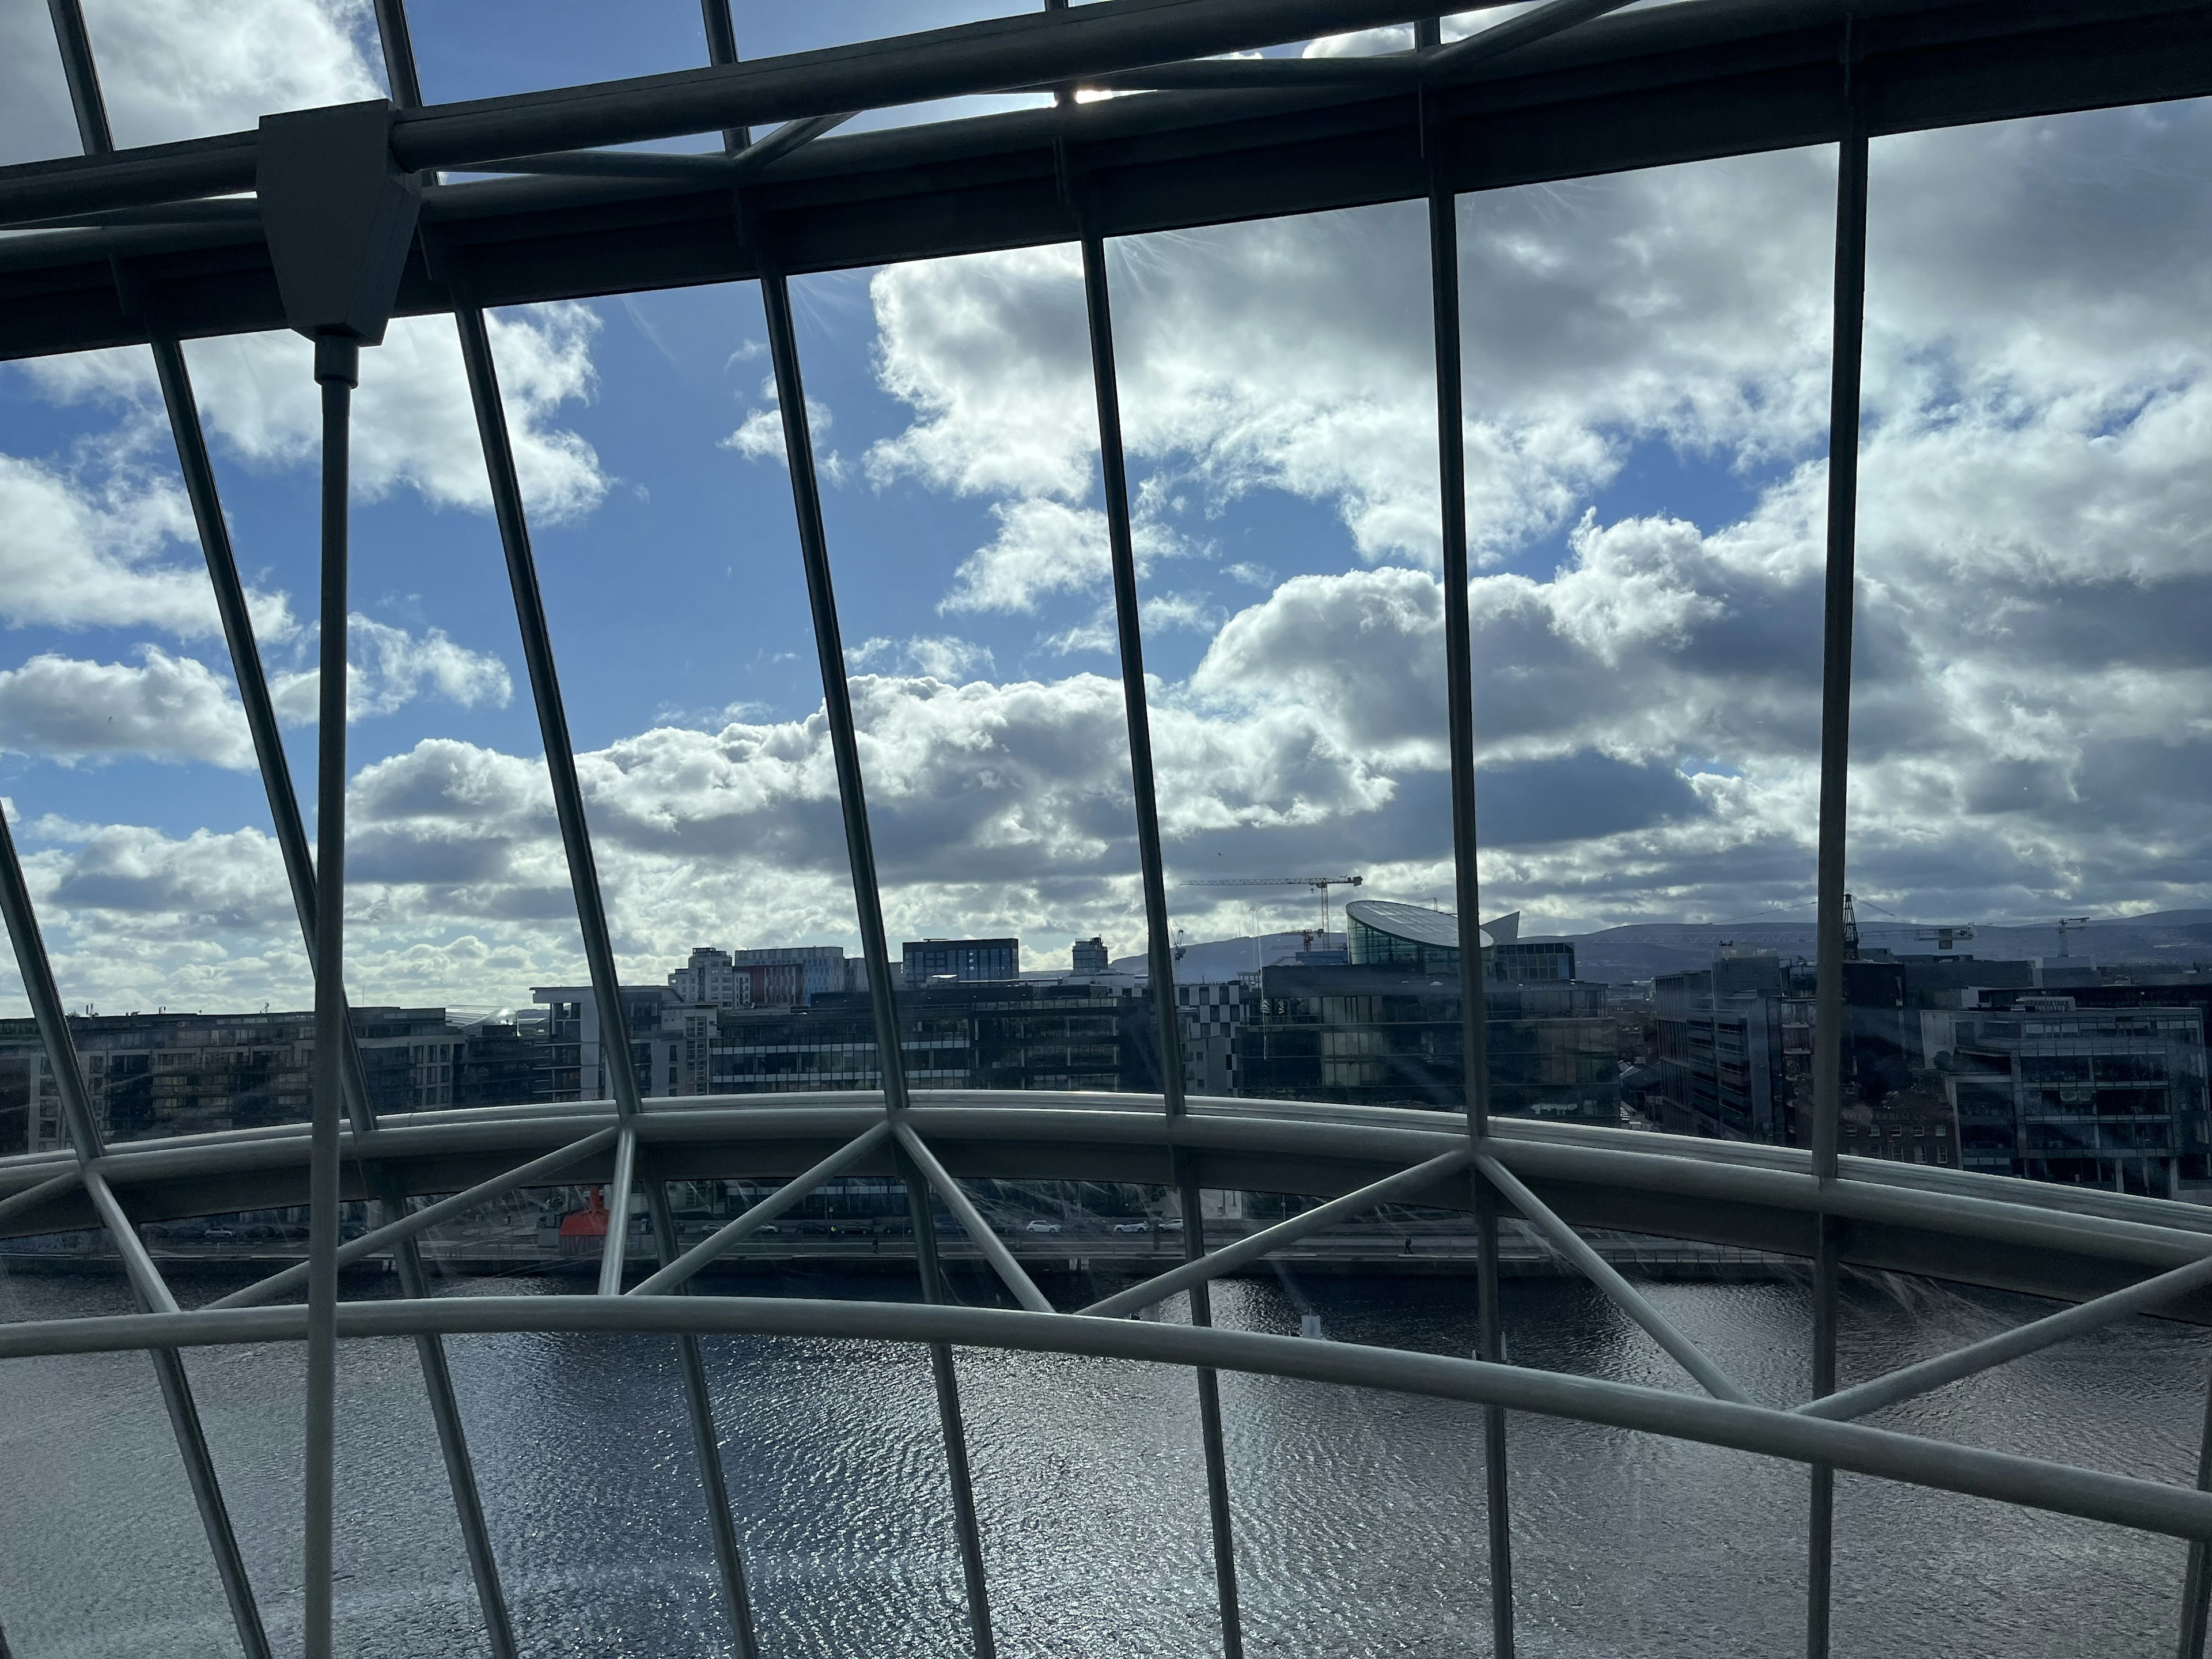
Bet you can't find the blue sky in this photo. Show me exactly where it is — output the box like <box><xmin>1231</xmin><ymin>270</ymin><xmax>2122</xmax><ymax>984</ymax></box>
<box><xmin>0</xmin><ymin>3</ymin><xmax>2207</xmax><ymax>1014</ymax></box>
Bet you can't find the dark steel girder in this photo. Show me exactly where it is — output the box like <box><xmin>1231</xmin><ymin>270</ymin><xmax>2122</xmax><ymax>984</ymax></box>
<box><xmin>5</xmin><ymin>1097</ymin><xmax>2211</xmax><ymax>1327</ymax></box>
<box><xmin>1</xmin><ymin>0</ymin><xmax>2207</xmax><ymax>360</ymax></box>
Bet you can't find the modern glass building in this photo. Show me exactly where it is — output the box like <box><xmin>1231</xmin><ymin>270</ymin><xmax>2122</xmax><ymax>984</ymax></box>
<box><xmin>1346</xmin><ymin>898</ymin><xmax>1575</xmax><ymax>982</ymax></box>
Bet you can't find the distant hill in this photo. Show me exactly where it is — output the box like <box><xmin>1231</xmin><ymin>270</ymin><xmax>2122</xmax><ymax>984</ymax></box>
<box><xmin>1524</xmin><ymin>909</ymin><xmax>2212</xmax><ymax>984</ymax></box>
<box><xmin>1118</xmin><ymin>911</ymin><xmax>2212</xmax><ymax>986</ymax></box>
<box><xmin>1111</xmin><ymin>931</ymin><xmax>1336</xmax><ymax>983</ymax></box>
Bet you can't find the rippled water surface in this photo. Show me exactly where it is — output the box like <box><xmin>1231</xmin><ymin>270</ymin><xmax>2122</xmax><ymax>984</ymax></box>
<box><xmin>0</xmin><ymin>1265</ymin><xmax>2203</xmax><ymax>1657</ymax></box>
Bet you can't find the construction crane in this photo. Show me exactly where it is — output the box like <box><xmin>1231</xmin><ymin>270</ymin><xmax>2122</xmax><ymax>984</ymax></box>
<box><xmin>1180</xmin><ymin>875</ymin><xmax>1364</xmax><ymax>943</ymax></box>
<box><xmin>2047</xmin><ymin>916</ymin><xmax>2091</xmax><ymax>958</ymax></box>
<box><xmin>1915</xmin><ymin>924</ymin><xmax>1975</xmax><ymax>953</ymax></box>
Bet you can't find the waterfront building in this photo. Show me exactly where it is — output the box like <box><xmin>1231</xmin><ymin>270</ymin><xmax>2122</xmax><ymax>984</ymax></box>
<box><xmin>1933</xmin><ymin>994</ymin><xmax>2209</xmax><ymax>1195</ymax></box>
<box><xmin>709</xmin><ymin>979</ymin><xmax>1138</xmax><ymax>1094</ymax></box>
<box><xmin>0</xmin><ymin>1007</ymin><xmax>462</xmax><ymax>1152</ymax></box>
<box><xmin>1650</xmin><ymin>952</ymin><xmax>2209</xmax><ymax>1192</ymax></box>
<box><xmin>1345</xmin><ymin>899</ymin><xmax>1576</xmax><ymax>983</ymax></box>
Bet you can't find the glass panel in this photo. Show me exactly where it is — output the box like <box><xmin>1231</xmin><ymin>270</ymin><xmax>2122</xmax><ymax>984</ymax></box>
<box><xmin>1453</xmin><ymin>149</ymin><xmax>1839</xmax><ymax>1141</ymax></box>
<box><xmin>403</xmin><ymin>0</ymin><xmax>710</xmax><ymax>109</ymax></box>
<box><xmin>77</xmin><ymin>0</ymin><xmax>384</xmax><ymax>150</ymax></box>
<box><xmin>510</xmin><ymin>277</ymin><xmax>866</xmax><ymax>1107</ymax></box>
<box><xmin>1855</xmin><ymin>100</ymin><xmax>2212</xmax><ymax>1196</ymax></box>
<box><xmin>0</xmin><ymin>0</ymin><xmax>79</xmax><ymax>166</ymax></box>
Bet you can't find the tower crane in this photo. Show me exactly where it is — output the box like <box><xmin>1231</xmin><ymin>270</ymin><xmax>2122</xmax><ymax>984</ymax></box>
<box><xmin>1180</xmin><ymin>874</ymin><xmax>1365</xmax><ymax>942</ymax></box>
<box><xmin>2047</xmin><ymin>916</ymin><xmax>2091</xmax><ymax>958</ymax></box>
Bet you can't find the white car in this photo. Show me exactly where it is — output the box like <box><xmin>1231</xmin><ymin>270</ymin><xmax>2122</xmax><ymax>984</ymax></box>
<box><xmin>1112</xmin><ymin>1222</ymin><xmax>1150</xmax><ymax>1234</ymax></box>
<box><xmin>1026</xmin><ymin>1219</ymin><xmax>1063</xmax><ymax>1234</ymax></box>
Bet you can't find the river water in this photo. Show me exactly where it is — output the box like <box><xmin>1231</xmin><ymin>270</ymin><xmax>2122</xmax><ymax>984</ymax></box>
<box><xmin>0</xmin><ymin>1263</ymin><xmax>2203</xmax><ymax>1658</ymax></box>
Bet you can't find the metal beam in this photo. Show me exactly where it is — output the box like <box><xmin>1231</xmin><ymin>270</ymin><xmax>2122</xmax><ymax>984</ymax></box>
<box><xmin>892</xmin><ymin>1120</ymin><xmax>1053</xmax><ymax>1313</ymax></box>
<box><xmin>1799</xmin><ymin>1249</ymin><xmax>2212</xmax><ymax>1424</ymax></box>
<box><xmin>1418</xmin><ymin>54</ymin><xmax>1516</xmax><ymax>1641</ymax></box>
<box><xmin>754</xmin><ymin>256</ymin><xmax>913</xmax><ymax>1118</ymax></box>
<box><xmin>632</xmin><ymin>1120</ymin><xmax>894</xmax><ymax>1294</ymax></box>
<box><xmin>0</xmin><ymin>1167</ymin><xmax>79</xmax><ymax>1229</ymax></box>
<box><xmin>1475</xmin><ymin>1151</ymin><xmax>1752</xmax><ymax>1404</ymax></box>
<box><xmin>43</xmin><ymin>0</ymin><xmax>113</xmax><ymax>156</ymax></box>
<box><xmin>12</xmin><ymin>1295</ymin><xmax>2212</xmax><ymax>1543</ymax></box>
<box><xmin>9</xmin><ymin>2</ymin><xmax>2212</xmax><ymax>360</ymax></box>
<box><xmin>1424</xmin><ymin>0</ymin><xmax>1639</xmax><ymax>73</ymax></box>
<box><xmin>305</xmin><ymin>329</ymin><xmax>358</xmax><ymax>1659</ymax></box>
<box><xmin>896</xmin><ymin>1143</ymin><xmax>998</xmax><ymax>1657</ymax></box>
<box><xmin>1807</xmin><ymin>50</ymin><xmax>1870</xmax><ymax>1656</ymax></box>
<box><xmin>1081</xmin><ymin>1147</ymin><xmax>1474</xmax><ymax>1319</ymax></box>
<box><xmin>1075</xmin><ymin>219</ymin><xmax>1186</xmax><ymax>1119</ymax></box>
<box><xmin>446</xmin><ymin>294</ymin><xmax>646</xmax><ymax>1290</ymax></box>
<box><xmin>206</xmin><ymin>1126</ymin><xmax>620</xmax><ymax>1310</ymax></box>
<box><xmin>2182</xmin><ymin>1371</ymin><xmax>2212</xmax><ymax>1659</ymax></box>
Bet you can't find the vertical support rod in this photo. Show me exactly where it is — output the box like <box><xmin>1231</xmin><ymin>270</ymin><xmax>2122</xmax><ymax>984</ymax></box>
<box><xmin>369</xmin><ymin>0</ymin><xmax>423</xmax><ymax>109</ymax></box>
<box><xmin>1078</xmin><ymin>208</ymin><xmax>1244</xmax><ymax>1657</ymax></box>
<box><xmin>0</xmin><ymin>804</ymin><xmax>273</xmax><ymax>1659</ymax></box>
<box><xmin>898</xmin><ymin>1145</ymin><xmax>997</xmax><ymax>1659</ymax></box>
<box><xmin>1175</xmin><ymin>1156</ymin><xmax>1245</xmax><ymax>1658</ymax></box>
<box><xmin>2178</xmin><ymin>1365</ymin><xmax>2212</xmax><ymax>1659</ymax></box>
<box><xmin>753</xmin><ymin>261</ymin><xmax>912</xmax><ymax>1118</ymax></box>
<box><xmin>646</xmin><ymin>1171</ymin><xmax>763</xmax><ymax>1658</ymax></box>
<box><xmin>306</xmin><ymin>330</ymin><xmax>359</xmax><ymax>1659</ymax></box>
<box><xmin>1422</xmin><ymin>24</ymin><xmax>1515</xmax><ymax>1653</ymax></box>
<box><xmin>44</xmin><ymin>0</ymin><xmax>113</xmax><ymax>156</ymax></box>
<box><xmin>1808</xmin><ymin>34</ymin><xmax>1869</xmax><ymax>1659</ymax></box>
<box><xmin>698</xmin><ymin>0</ymin><xmax>752</xmax><ymax>149</ymax></box>
<box><xmin>1076</xmin><ymin>225</ymin><xmax>1185</xmax><ymax>1119</ymax></box>
<box><xmin>150</xmin><ymin>334</ymin><xmax>521</xmax><ymax>1659</ymax></box>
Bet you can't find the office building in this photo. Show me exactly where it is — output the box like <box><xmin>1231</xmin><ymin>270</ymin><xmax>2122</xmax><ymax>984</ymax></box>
<box><xmin>709</xmin><ymin>979</ymin><xmax>1135</xmax><ymax>1094</ymax></box>
<box><xmin>902</xmin><ymin>937</ymin><xmax>1019</xmax><ymax>987</ymax></box>
<box><xmin>0</xmin><ymin>1007</ymin><xmax>466</xmax><ymax>1153</ymax></box>
<box><xmin>1239</xmin><ymin>965</ymin><xmax>1617</xmax><ymax>1120</ymax></box>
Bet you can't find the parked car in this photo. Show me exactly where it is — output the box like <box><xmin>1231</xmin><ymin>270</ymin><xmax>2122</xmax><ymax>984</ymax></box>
<box><xmin>1026</xmin><ymin>1219</ymin><xmax>1063</xmax><ymax>1234</ymax></box>
<box><xmin>1112</xmin><ymin>1222</ymin><xmax>1150</xmax><ymax>1234</ymax></box>
<box><xmin>753</xmin><ymin>1223</ymin><xmax>780</xmax><ymax>1236</ymax></box>
<box><xmin>202</xmin><ymin>1226</ymin><xmax>238</xmax><ymax>1243</ymax></box>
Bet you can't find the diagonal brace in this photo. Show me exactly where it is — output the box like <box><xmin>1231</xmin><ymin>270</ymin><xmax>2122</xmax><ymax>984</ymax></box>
<box><xmin>453</xmin><ymin>112</ymin><xmax>854</xmax><ymax>181</ymax></box>
<box><xmin>0</xmin><ymin>1166</ymin><xmax>81</xmax><ymax>1230</ymax></box>
<box><xmin>1475</xmin><ymin>1150</ymin><xmax>1751</xmax><ymax>1404</ymax></box>
<box><xmin>1797</xmin><ymin>1248</ymin><xmax>2212</xmax><ymax>1425</ymax></box>
<box><xmin>631</xmin><ymin>1119</ymin><xmax>893</xmax><ymax>1296</ymax></box>
<box><xmin>891</xmin><ymin>1119</ymin><xmax>1053</xmax><ymax>1315</ymax></box>
<box><xmin>1080</xmin><ymin>1147</ymin><xmax>1473</xmax><ymax>1320</ymax></box>
<box><xmin>206</xmin><ymin>1126</ymin><xmax>620</xmax><ymax>1311</ymax></box>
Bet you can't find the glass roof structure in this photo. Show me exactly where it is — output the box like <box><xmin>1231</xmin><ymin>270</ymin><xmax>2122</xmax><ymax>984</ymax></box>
<box><xmin>2</xmin><ymin>2</ymin><xmax>2211</xmax><ymax>1656</ymax></box>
